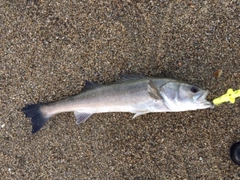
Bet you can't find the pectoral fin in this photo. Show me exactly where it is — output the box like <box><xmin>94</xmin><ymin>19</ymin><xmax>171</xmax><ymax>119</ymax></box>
<box><xmin>74</xmin><ymin>111</ymin><xmax>93</xmax><ymax>124</ymax></box>
<box><xmin>148</xmin><ymin>80</ymin><xmax>162</xmax><ymax>100</ymax></box>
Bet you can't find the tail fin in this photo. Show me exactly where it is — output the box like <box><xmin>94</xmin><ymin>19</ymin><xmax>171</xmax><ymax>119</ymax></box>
<box><xmin>22</xmin><ymin>104</ymin><xmax>50</xmax><ymax>134</ymax></box>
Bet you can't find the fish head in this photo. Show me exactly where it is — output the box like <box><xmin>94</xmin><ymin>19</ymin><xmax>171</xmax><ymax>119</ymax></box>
<box><xmin>160</xmin><ymin>81</ymin><xmax>214</xmax><ymax>111</ymax></box>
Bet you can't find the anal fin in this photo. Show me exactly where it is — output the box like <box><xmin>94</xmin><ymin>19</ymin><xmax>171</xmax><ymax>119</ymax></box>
<box><xmin>74</xmin><ymin>111</ymin><xmax>93</xmax><ymax>124</ymax></box>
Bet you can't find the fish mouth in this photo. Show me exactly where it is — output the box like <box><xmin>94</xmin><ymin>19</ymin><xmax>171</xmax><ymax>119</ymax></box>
<box><xmin>197</xmin><ymin>90</ymin><xmax>209</xmax><ymax>101</ymax></box>
<box><xmin>197</xmin><ymin>90</ymin><xmax>215</xmax><ymax>108</ymax></box>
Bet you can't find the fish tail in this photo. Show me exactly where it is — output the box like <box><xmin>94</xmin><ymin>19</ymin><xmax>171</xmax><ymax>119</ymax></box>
<box><xmin>22</xmin><ymin>104</ymin><xmax>50</xmax><ymax>134</ymax></box>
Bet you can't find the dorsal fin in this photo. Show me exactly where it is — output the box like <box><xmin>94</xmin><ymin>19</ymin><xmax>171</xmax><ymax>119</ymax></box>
<box><xmin>120</xmin><ymin>74</ymin><xmax>146</xmax><ymax>81</ymax></box>
<box><xmin>82</xmin><ymin>81</ymin><xmax>100</xmax><ymax>91</ymax></box>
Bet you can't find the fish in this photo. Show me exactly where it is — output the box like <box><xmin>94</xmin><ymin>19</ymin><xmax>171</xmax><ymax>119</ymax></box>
<box><xmin>22</xmin><ymin>75</ymin><xmax>214</xmax><ymax>134</ymax></box>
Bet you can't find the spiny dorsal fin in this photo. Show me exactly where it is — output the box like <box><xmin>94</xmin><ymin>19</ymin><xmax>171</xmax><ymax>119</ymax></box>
<box><xmin>148</xmin><ymin>80</ymin><xmax>162</xmax><ymax>100</ymax></box>
<box><xmin>120</xmin><ymin>74</ymin><xmax>146</xmax><ymax>82</ymax></box>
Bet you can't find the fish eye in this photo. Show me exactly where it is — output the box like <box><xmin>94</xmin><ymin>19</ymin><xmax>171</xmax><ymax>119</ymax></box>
<box><xmin>191</xmin><ymin>86</ymin><xmax>198</xmax><ymax>93</ymax></box>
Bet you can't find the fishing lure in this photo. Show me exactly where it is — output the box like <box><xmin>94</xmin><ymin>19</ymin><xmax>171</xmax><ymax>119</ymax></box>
<box><xmin>213</xmin><ymin>89</ymin><xmax>240</xmax><ymax>105</ymax></box>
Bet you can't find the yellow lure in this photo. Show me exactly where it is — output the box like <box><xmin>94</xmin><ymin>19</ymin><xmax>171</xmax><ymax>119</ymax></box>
<box><xmin>213</xmin><ymin>89</ymin><xmax>240</xmax><ymax>105</ymax></box>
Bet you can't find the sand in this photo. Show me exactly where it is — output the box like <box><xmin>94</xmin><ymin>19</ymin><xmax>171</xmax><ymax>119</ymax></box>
<box><xmin>1</xmin><ymin>0</ymin><xmax>240</xmax><ymax>179</ymax></box>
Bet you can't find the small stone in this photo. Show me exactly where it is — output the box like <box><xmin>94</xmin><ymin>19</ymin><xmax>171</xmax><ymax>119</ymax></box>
<box><xmin>213</xmin><ymin>69</ymin><xmax>222</xmax><ymax>78</ymax></box>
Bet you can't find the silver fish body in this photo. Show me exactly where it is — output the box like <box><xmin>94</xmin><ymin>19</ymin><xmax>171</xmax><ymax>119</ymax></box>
<box><xmin>22</xmin><ymin>76</ymin><xmax>214</xmax><ymax>133</ymax></box>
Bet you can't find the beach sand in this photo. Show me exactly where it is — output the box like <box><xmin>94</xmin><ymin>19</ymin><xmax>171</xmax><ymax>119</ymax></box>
<box><xmin>1</xmin><ymin>0</ymin><xmax>240</xmax><ymax>179</ymax></box>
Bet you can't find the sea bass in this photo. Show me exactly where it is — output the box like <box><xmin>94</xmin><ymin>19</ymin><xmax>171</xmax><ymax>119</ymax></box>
<box><xmin>22</xmin><ymin>75</ymin><xmax>214</xmax><ymax>134</ymax></box>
